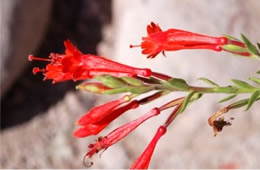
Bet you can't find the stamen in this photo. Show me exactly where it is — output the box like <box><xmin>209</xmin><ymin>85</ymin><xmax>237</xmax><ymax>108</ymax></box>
<box><xmin>130</xmin><ymin>44</ymin><xmax>141</xmax><ymax>48</ymax></box>
<box><xmin>28</xmin><ymin>55</ymin><xmax>52</xmax><ymax>62</ymax></box>
<box><xmin>99</xmin><ymin>148</ymin><xmax>107</xmax><ymax>158</ymax></box>
<box><xmin>32</xmin><ymin>67</ymin><xmax>45</xmax><ymax>75</ymax></box>
<box><xmin>83</xmin><ymin>154</ymin><xmax>93</xmax><ymax>167</ymax></box>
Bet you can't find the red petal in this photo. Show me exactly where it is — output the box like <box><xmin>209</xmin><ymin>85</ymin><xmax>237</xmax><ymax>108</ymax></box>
<box><xmin>147</xmin><ymin>22</ymin><xmax>162</xmax><ymax>35</ymax></box>
<box><xmin>77</xmin><ymin>96</ymin><xmax>130</xmax><ymax>126</ymax></box>
<box><xmin>130</xmin><ymin>126</ymin><xmax>166</xmax><ymax>169</ymax></box>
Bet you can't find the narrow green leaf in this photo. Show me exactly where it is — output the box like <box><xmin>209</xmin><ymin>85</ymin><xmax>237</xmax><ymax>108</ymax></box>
<box><xmin>229</xmin><ymin>96</ymin><xmax>260</xmax><ymax>110</ymax></box>
<box><xmin>241</xmin><ymin>34</ymin><xmax>260</xmax><ymax>55</ymax></box>
<box><xmin>94</xmin><ymin>75</ymin><xmax>126</xmax><ymax>88</ymax></box>
<box><xmin>245</xmin><ymin>90</ymin><xmax>260</xmax><ymax>111</ymax></box>
<box><xmin>120</xmin><ymin>77</ymin><xmax>143</xmax><ymax>86</ymax></box>
<box><xmin>103</xmin><ymin>87</ymin><xmax>129</xmax><ymax>94</ymax></box>
<box><xmin>231</xmin><ymin>79</ymin><xmax>254</xmax><ymax>89</ymax></box>
<box><xmin>105</xmin><ymin>86</ymin><xmax>153</xmax><ymax>94</ymax></box>
<box><xmin>257</xmin><ymin>70</ymin><xmax>260</xmax><ymax>74</ymax></box>
<box><xmin>191</xmin><ymin>93</ymin><xmax>203</xmax><ymax>102</ymax></box>
<box><xmin>223</xmin><ymin>34</ymin><xmax>240</xmax><ymax>41</ymax></box>
<box><xmin>218</xmin><ymin>94</ymin><xmax>237</xmax><ymax>103</ymax></box>
<box><xmin>167</xmin><ymin>78</ymin><xmax>189</xmax><ymax>90</ymax></box>
<box><xmin>221</xmin><ymin>44</ymin><xmax>248</xmax><ymax>53</ymax></box>
<box><xmin>197</xmin><ymin>77</ymin><xmax>219</xmax><ymax>87</ymax></box>
<box><xmin>128</xmin><ymin>86</ymin><xmax>153</xmax><ymax>94</ymax></box>
<box><xmin>229</xmin><ymin>99</ymin><xmax>249</xmax><ymax>109</ymax></box>
<box><xmin>179</xmin><ymin>91</ymin><xmax>195</xmax><ymax>113</ymax></box>
<box><xmin>249</xmin><ymin>77</ymin><xmax>260</xmax><ymax>84</ymax></box>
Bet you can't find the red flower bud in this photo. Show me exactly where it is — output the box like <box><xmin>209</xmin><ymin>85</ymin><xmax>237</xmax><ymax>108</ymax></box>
<box><xmin>77</xmin><ymin>95</ymin><xmax>132</xmax><ymax>126</ymax></box>
<box><xmin>74</xmin><ymin>100</ymin><xmax>139</xmax><ymax>138</ymax></box>
<box><xmin>130</xmin><ymin>126</ymin><xmax>167</xmax><ymax>169</ymax></box>
<box><xmin>131</xmin><ymin>22</ymin><xmax>227</xmax><ymax>58</ymax></box>
<box><xmin>29</xmin><ymin>40</ymin><xmax>151</xmax><ymax>83</ymax></box>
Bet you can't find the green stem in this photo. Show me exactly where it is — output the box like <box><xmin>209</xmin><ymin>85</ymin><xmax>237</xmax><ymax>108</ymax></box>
<box><xmin>153</xmin><ymin>84</ymin><xmax>259</xmax><ymax>94</ymax></box>
<box><xmin>189</xmin><ymin>86</ymin><xmax>259</xmax><ymax>94</ymax></box>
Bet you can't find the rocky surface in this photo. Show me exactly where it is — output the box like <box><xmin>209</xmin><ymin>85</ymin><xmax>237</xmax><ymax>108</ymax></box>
<box><xmin>1</xmin><ymin>0</ymin><xmax>260</xmax><ymax>169</ymax></box>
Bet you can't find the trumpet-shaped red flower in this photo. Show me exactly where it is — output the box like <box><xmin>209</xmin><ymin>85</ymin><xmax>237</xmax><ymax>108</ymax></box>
<box><xmin>29</xmin><ymin>40</ymin><xmax>151</xmax><ymax>83</ymax></box>
<box><xmin>130</xmin><ymin>126</ymin><xmax>166</xmax><ymax>169</ymax></box>
<box><xmin>76</xmin><ymin>95</ymin><xmax>132</xmax><ymax>126</ymax></box>
<box><xmin>74</xmin><ymin>91</ymin><xmax>165</xmax><ymax>138</ymax></box>
<box><xmin>85</xmin><ymin>108</ymin><xmax>160</xmax><ymax>159</ymax></box>
<box><xmin>74</xmin><ymin>100</ymin><xmax>139</xmax><ymax>138</ymax></box>
<box><xmin>131</xmin><ymin>22</ymin><xmax>228</xmax><ymax>58</ymax></box>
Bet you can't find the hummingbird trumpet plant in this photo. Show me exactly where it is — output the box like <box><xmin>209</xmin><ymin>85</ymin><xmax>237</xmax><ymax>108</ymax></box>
<box><xmin>29</xmin><ymin>22</ymin><xmax>260</xmax><ymax>169</ymax></box>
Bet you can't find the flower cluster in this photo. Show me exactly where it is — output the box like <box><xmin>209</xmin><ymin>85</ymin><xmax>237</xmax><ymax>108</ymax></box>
<box><xmin>29</xmin><ymin>22</ymin><xmax>260</xmax><ymax>169</ymax></box>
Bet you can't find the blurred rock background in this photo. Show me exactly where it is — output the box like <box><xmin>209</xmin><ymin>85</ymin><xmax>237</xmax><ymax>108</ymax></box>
<box><xmin>1</xmin><ymin>0</ymin><xmax>259</xmax><ymax>168</ymax></box>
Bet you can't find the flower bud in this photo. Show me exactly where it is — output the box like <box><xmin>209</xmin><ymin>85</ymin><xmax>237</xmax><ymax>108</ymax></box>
<box><xmin>120</xmin><ymin>77</ymin><xmax>144</xmax><ymax>86</ymax></box>
<box><xmin>94</xmin><ymin>75</ymin><xmax>127</xmax><ymax>88</ymax></box>
<box><xmin>76</xmin><ymin>82</ymin><xmax>112</xmax><ymax>93</ymax></box>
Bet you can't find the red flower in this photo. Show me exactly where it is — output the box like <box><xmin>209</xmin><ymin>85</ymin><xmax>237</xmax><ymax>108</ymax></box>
<box><xmin>76</xmin><ymin>95</ymin><xmax>132</xmax><ymax>126</ymax></box>
<box><xmin>130</xmin><ymin>126</ymin><xmax>166</xmax><ymax>169</ymax></box>
<box><xmin>74</xmin><ymin>100</ymin><xmax>139</xmax><ymax>138</ymax></box>
<box><xmin>131</xmin><ymin>22</ymin><xmax>228</xmax><ymax>58</ymax></box>
<box><xmin>74</xmin><ymin>91</ymin><xmax>166</xmax><ymax>138</ymax></box>
<box><xmin>29</xmin><ymin>40</ymin><xmax>151</xmax><ymax>83</ymax></box>
<box><xmin>85</xmin><ymin>108</ymin><xmax>161</xmax><ymax>159</ymax></box>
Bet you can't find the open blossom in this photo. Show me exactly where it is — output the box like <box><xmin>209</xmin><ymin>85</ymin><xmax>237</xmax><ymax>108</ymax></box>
<box><xmin>74</xmin><ymin>100</ymin><xmax>139</xmax><ymax>138</ymax></box>
<box><xmin>131</xmin><ymin>22</ymin><xmax>228</xmax><ymax>58</ymax></box>
<box><xmin>130</xmin><ymin>126</ymin><xmax>166</xmax><ymax>169</ymax></box>
<box><xmin>29</xmin><ymin>40</ymin><xmax>151</xmax><ymax>83</ymax></box>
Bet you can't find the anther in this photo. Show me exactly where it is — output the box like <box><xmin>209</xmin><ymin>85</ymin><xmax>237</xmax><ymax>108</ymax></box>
<box><xmin>32</xmin><ymin>67</ymin><xmax>45</xmax><ymax>75</ymax></box>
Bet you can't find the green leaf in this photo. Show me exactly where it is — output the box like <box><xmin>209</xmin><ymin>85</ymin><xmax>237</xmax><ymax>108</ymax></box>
<box><xmin>221</xmin><ymin>44</ymin><xmax>248</xmax><ymax>53</ymax></box>
<box><xmin>179</xmin><ymin>91</ymin><xmax>195</xmax><ymax>113</ymax></box>
<box><xmin>167</xmin><ymin>78</ymin><xmax>189</xmax><ymax>90</ymax></box>
<box><xmin>103</xmin><ymin>87</ymin><xmax>129</xmax><ymax>94</ymax></box>
<box><xmin>249</xmin><ymin>77</ymin><xmax>260</xmax><ymax>84</ymax></box>
<box><xmin>191</xmin><ymin>93</ymin><xmax>203</xmax><ymax>101</ymax></box>
<box><xmin>128</xmin><ymin>86</ymin><xmax>154</xmax><ymax>94</ymax></box>
<box><xmin>103</xmin><ymin>87</ymin><xmax>128</xmax><ymax>95</ymax></box>
<box><xmin>94</xmin><ymin>75</ymin><xmax>127</xmax><ymax>88</ymax></box>
<box><xmin>229</xmin><ymin>96</ymin><xmax>260</xmax><ymax>110</ymax></box>
<box><xmin>231</xmin><ymin>79</ymin><xmax>254</xmax><ymax>89</ymax></box>
<box><xmin>197</xmin><ymin>77</ymin><xmax>219</xmax><ymax>87</ymax></box>
<box><xmin>229</xmin><ymin>98</ymin><xmax>249</xmax><ymax>109</ymax></box>
<box><xmin>245</xmin><ymin>90</ymin><xmax>260</xmax><ymax>111</ymax></box>
<box><xmin>120</xmin><ymin>77</ymin><xmax>143</xmax><ymax>86</ymax></box>
<box><xmin>218</xmin><ymin>94</ymin><xmax>237</xmax><ymax>103</ymax></box>
<box><xmin>223</xmin><ymin>34</ymin><xmax>240</xmax><ymax>41</ymax></box>
<box><xmin>241</xmin><ymin>34</ymin><xmax>260</xmax><ymax>56</ymax></box>
<box><xmin>257</xmin><ymin>70</ymin><xmax>260</xmax><ymax>74</ymax></box>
